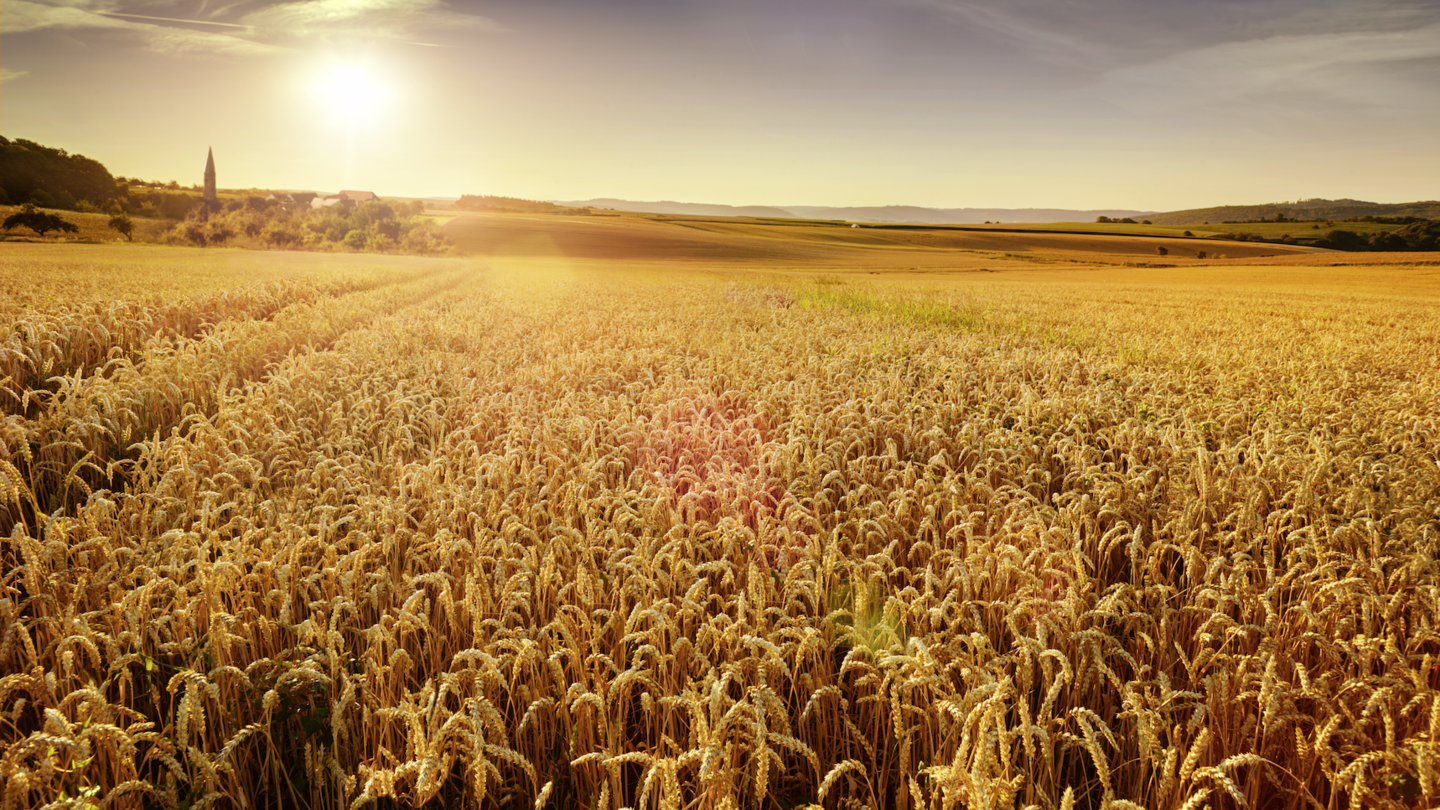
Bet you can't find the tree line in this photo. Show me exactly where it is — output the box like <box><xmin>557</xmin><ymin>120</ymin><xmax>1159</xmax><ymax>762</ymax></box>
<box><xmin>161</xmin><ymin>196</ymin><xmax>453</xmax><ymax>255</ymax></box>
<box><xmin>1</xmin><ymin>137</ymin><xmax>120</xmax><ymax>210</ymax></box>
<box><xmin>456</xmin><ymin>194</ymin><xmax>591</xmax><ymax>215</ymax></box>
<box><xmin>1213</xmin><ymin>225</ymin><xmax>1440</xmax><ymax>251</ymax></box>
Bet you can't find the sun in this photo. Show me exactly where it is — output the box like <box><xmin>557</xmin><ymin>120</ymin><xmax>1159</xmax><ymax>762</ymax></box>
<box><xmin>313</xmin><ymin>58</ymin><xmax>393</xmax><ymax>125</ymax></box>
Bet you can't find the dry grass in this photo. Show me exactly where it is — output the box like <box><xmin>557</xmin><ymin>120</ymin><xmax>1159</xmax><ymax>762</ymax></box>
<box><xmin>2</xmin><ymin>243</ymin><xmax>1438</xmax><ymax>810</ymax></box>
<box><xmin>0</xmin><ymin>206</ymin><xmax>173</xmax><ymax>246</ymax></box>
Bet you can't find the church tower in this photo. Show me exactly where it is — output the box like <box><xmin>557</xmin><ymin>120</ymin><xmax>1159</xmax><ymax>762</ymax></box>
<box><xmin>204</xmin><ymin>147</ymin><xmax>217</xmax><ymax>202</ymax></box>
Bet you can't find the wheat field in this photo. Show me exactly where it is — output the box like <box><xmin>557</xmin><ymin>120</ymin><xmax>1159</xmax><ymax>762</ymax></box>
<box><xmin>2</xmin><ymin>244</ymin><xmax>1439</xmax><ymax>810</ymax></box>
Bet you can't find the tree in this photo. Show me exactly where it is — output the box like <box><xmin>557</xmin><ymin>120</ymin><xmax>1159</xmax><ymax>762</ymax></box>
<box><xmin>1369</xmin><ymin>231</ymin><xmax>1408</xmax><ymax>252</ymax></box>
<box><xmin>108</xmin><ymin>212</ymin><xmax>134</xmax><ymax>241</ymax></box>
<box><xmin>1155</xmin><ymin>246</ymin><xmax>1169</xmax><ymax>256</ymax></box>
<box><xmin>1196</xmin><ymin>250</ymin><xmax>1208</xmax><ymax>259</ymax></box>
<box><xmin>1323</xmin><ymin>229</ymin><xmax>1366</xmax><ymax>250</ymax></box>
<box><xmin>205</xmin><ymin>221</ymin><xmax>235</xmax><ymax>246</ymax></box>
<box><xmin>262</xmin><ymin>221</ymin><xmax>300</xmax><ymax>248</ymax></box>
<box><xmin>176</xmin><ymin>220</ymin><xmax>208</xmax><ymax>246</ymax></box>
<box><xmin>367</xmin><ymin>233</ymin><xmax>396</xmax><ymax>253</ymax></box>
<box><xmin>3</xmin><ymin>203</ymin><xmax>80</xmax><ymax>237</ymax></box>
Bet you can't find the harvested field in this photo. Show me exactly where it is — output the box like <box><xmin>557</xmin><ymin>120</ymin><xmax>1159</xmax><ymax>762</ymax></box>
<box><xmin>2</xmin><ymin>238</ymin><xmax>1438</xmax><ymax>810</ymax></box>
<box><xmin>442</xmin><ymin>212</ymin><xmax>1329</xmax><ymax>267</ymax></box>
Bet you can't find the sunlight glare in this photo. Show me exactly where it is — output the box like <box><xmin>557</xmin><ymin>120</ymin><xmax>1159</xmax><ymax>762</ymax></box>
<box><xmin>313</xmin><ymin>58</ymin><xmax>394</xmax><ymax>126</ymax></box>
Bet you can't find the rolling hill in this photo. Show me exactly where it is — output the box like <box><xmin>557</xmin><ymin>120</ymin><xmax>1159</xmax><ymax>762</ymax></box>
<box><xmin>559</xmin><ymin>198</ymin><xmax>1157</xmax><ymax>224</ymax></box>
<box><xmin>557</xmin><ymin>196</ymin><xmax>1440</xmax><ymax>228</ymax></box>
<box><xmin>442</xmin><ymin>210</ymin><xmax>1328</xmax><ymax>267</ymax></box>
<box><xmin>565</xmin><ymin>199</ymin><xmax>799</xmax><ymax>219</ymax></box>
<box><xmin>1148</xmin><ymin>198</ymin><xmax>1440</xmax><ymax>225</ymax></box>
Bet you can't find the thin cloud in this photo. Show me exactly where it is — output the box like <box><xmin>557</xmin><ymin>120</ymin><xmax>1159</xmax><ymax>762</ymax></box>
<box><xmin>1</xmin><ymin>0</ymin><xmax>498</xmax><ymax>54</ymax></box>
<box><xmin>4</xmin><ymin>0</ymin><xmax>140</xmax><ymax>34</ymax></box>
<box><xmin>905</xmin><ymin>0</ymin><xmax>1440</xmax><ymax>118</ymax></box>
<box><xmin>1101</xmin><ymin>22</ymin><xmax>1440</xmax><ymax>111</ymax></box>
<box><xmin>143</xmin><ymin>22</ymin><xmax>284</xmax><ymax>55</ymax></box>
<box><xmin>0</xmin><ymin>68</ymin><xmax>31</xmax><ymax>82</ymax></box>
<box><xmin>911</xmin><ymin>0</ymin><xmax>1121</xmax><ymax>67</ymax></box>
<box><xmin>908</xmin><ymin>0</ymin><xmax>1440</xmax><ymax>71</ymax></box>
<box><xmin>102</xmin><ymin>11</ymin><xmax>255</xmax><ymax>28</ymax></box>
<box><xmin>241</xmin><ymin>0</ymin><xmax>501</xmax><ymax>42</ymax></box>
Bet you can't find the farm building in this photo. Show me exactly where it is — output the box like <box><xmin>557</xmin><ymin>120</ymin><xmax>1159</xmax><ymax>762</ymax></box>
<box><xmin>265</xmin><ymin>192</ymin><xmax>318</xmax><ymax>210</ymax></box>
<box><xmin>312</xmin><ymin>190</ymin><xmax>381</xmax><ymax>209</ymax></box>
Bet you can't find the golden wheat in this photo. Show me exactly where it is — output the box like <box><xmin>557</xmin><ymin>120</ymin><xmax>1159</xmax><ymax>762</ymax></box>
<box><xmin>1</xmin><ymin>254</ymin><xmax>1438</xmax><ymax>810</ymax></box>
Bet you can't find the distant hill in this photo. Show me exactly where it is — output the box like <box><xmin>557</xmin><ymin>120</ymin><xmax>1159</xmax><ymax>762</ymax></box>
<box><xmin>566</xmin><ymin>199</ymin><xmax>798</xmax><ymax>218</ymax></box>
<box><xmin>559</xmin><ymin>199</ymin><xmax>1157</xmax><ymax>224</ymax></box>
<box><xmin>1149</xmin><ymin>199</ymin><xmax>1440</xmax><ymax>225</ymax></box>
<box><xmin>457</xmin><ymin>194</ymin><xmax>591</xmax><ymax>214</ymax></box>
<box><xmin>1</xmin><ymin>135</ymin><xmax>120</xmax><ymax>210</ymax></box>
<box><xmin>783</xmin><ymin>205</ymin><xmax>1158</xmax><ymax>224</ymax></box>
<box><xmin>532</xmin><ymin>195</ymin><xmax>1440</xmax><ymax>229</ymax></box>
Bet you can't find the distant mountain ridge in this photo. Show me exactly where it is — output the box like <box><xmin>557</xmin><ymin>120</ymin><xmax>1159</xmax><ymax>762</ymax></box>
<box><xmin>561</xmin><ymin>198</ymin><xmax>1157</xmax><ymax>224</ymax></box>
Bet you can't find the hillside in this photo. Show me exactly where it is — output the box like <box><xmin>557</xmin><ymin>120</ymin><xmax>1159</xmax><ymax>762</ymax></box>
<box><xmin>559</xmin><ymin>195</ymin><xmax>1440</xmax><ymax>229</ymax></box>
<box><xmin>782</xmin><ymin>205</ymin><xmax>1159</xmax><ymax>224</ymax></box>
<box><xmin>558</xmin><ymin>198</ymin><xmax>1158</xmax><ymax>224</ymax></box>
<box><xmin>0</xmin><ymin>136</ymin><xmax>120</xmax><ymax>209</ymax></box>
<box><xmin>1150</xmin><ymin>198</ymin><xmax>1440</xmax><ymax>225</ymax></box>
<box><xmin>566</xmin><ymin>198</ymin><xmax>798</xmax><ymax>218</ymax></box>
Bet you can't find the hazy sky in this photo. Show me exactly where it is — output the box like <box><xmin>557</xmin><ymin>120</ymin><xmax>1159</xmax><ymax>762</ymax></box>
<box><xmin>4</xmin><ymin>0</ymin><xmax>1438</xmax><ymax>209</ymax></box>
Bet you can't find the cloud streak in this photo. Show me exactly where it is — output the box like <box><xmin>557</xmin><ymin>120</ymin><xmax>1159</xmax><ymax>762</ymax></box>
<box><xmin>905</xmin><ymin>0</ymin><xmax>1440</xmax><ymax>118</ymax></box>
<box><xmin>2</xmin><ymin>0</ymin><xmax>498</xmax><ymax>55</ymax></box>
<box><xmin>1102</xmin><ymin>21</ymin><xmax>1440</xmax><ymax>111</ymax></box>
<box><xmin>241</xmin><ymin>0</ymin><xmax>499</xmax><ymax>40</ymax></box>
<box><xmin>4</xmin><ymin>0</ymin><xmax>139</xmax><ymax>34</ymax></box>
<box><xmin>910</xmin><ymin>0</ymin><xmax>1440</xmax><ymax>67</ymax></box>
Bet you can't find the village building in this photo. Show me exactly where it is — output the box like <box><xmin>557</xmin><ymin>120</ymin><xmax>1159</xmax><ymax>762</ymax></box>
<box><xmin>265</xmin><ymin>192</ymin><xmax>318</xmax><ymax>210</ymax></box>
<box><xmin>312</xmin><ymin>190</ymin><xmax>381</xmax><ymax>209</ymax></box>
<box><xmin>203</xmin><ymin>149</ymin><xmax>377</xmax><ymax>210</ymax></box>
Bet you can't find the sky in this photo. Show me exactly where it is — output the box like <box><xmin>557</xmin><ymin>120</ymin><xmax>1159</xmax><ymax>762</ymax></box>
<box><xmin>3</xmin><ymin>0</ymin><xmax>1439</xmax><ymax>210</ymax></box>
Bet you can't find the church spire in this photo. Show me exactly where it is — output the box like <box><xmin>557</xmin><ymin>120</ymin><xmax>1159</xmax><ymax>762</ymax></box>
<box><xmin>204</xmin><ymin>147</ymin><xmax>217</xmax><ymax>202</ymax></box>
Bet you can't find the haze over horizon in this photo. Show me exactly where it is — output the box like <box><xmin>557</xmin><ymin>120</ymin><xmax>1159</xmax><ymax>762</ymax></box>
<box><xmin>4</xmin><ymin>0</ymin><xmax>1438</xmax><ymax>211</ymax></box>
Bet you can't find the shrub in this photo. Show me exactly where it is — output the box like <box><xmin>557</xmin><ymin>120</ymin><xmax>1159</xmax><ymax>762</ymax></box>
<box><xmin>1322</xmin><ymin>230</ymin><xmax>1367</xmax><ymax>250</ymax></box>
<box><xmin>3</xmin><ymin>203</ymin><xmax>80</xmax><ymax>237</ymax></box>
<box><xmin>108</xmin><ymin>213</ymin><xmax>134</xmax><ymax>242</ymax></box>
